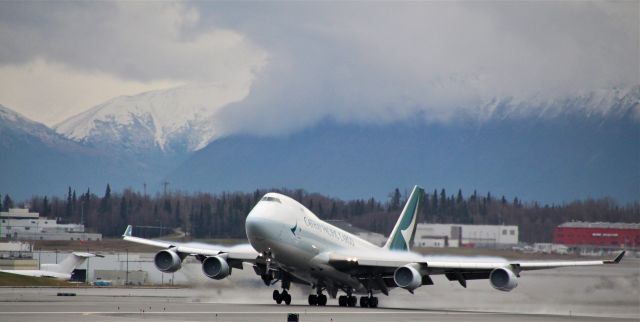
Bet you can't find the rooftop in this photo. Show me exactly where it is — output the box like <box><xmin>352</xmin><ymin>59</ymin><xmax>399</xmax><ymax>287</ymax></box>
<box><xmin>558</xmin><ymin>222</ymin><xmax>640</xmax><ymax>229</ymax></box>
<box><xmin>0</xmin><ymin>208</ymin><xmax>39</xmax><ymax>218</ymax></box>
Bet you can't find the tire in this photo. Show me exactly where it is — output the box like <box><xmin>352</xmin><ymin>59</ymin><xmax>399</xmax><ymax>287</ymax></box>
<box><xmin>338</xmin><ymin>296</ymin><xmax>347</xmax><ymax>307</ymax></box>
<box><xmin>348</xmin><ymin>296</ymin><xmax>357</xmax><ymax>307</ymax></box>
<box><xmin>359</xmin><ymin>296</ymin><xmax>369</xmax><ymax>308</ymax></box>
<box><xmin>272</xmin><ymin>290</ymin><xmax>280</xmax><ymax>301</ymax></box>
<box><xmin>318</xmin><ymin>294</ymin><xmax>327</xmax><ymax>306</ymax></box>
<box><xmin>284</xmin><ymin>293</ymin><xmax>292</xmax><ymax>305</ymax></box>
<box><xmin>370</xmin><ymin>297</ymin><xmax>378</xmax><ymax>308</ymax></box>
<box><xmin>308</xmin><ymin>294</ymin><xmax>317</xmax><ymax>306</ymax></box>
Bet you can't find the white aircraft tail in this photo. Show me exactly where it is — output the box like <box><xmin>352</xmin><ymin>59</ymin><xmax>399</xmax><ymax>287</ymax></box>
<box><xmin>40</xmin><ymin>252</ymin><xmax>97</xmax><ymax>274</ymax></box>
<box><xmin>383</xmin><ymin>185</ymin><xmax>425</xmax><ymax>251</ymax></box>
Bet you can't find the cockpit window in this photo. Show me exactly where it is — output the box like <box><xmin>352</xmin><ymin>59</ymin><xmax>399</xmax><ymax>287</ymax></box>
<box><xmin>261</xmin><ymin>196</ymin><xmax>281</xmax><ymax>203</ymax></box>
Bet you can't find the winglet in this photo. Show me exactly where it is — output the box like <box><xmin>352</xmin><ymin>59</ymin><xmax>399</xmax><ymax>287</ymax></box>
<box><xmin>123</xmin><ymin>225</ymin><xmax>132</xmax><ymax>237</ymax></box>
<box><xmin>71</xmin><ymin>252</ymin><xmax>104</xmax><ymax>258</ymax></box>
<box><xmin>605</xmin><ymin>250</ymin><xmax>625</xmax><ymax>264</ymax></box>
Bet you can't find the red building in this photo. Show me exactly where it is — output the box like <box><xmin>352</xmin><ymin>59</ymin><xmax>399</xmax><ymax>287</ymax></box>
<box><xmin>554</xmin><ymin>222</ymin><xmax>640</xmax><ymax>249</ymax></box>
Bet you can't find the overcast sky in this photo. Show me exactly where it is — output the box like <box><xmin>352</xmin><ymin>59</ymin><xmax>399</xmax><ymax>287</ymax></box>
<box><xmin>0</xmin><ymin>1</ymin><xmax>637</xmax><ymax>128</ymax></box>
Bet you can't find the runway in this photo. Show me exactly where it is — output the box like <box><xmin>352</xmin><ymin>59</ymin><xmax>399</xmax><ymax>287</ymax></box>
<box><xmin>0</xmin><ymin>286</ymin><xmax>636</xmax><ymax>322</ymax></box>
<box><xmin>0</xmin><ymin>258</ymin><xmax>638</xmax><ymax>321</ymax></box>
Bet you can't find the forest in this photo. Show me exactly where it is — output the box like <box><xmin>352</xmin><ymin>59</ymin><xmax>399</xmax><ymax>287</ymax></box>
<box><xmin>1</xmin><ymin>185</ymin><xmax>638</xmax><ymax>243</ymax></box>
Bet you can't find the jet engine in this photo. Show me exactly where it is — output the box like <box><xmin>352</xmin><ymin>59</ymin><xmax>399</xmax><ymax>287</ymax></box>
<box><xmin>393</xmin><ymin>263</ymin><xmax>422</xmax><ymax>291</ymax></box>
<box><xmin>202</xmin><ymin>256</ymin><xmax>231</xmax><ymax>280</ymax></box>
<box><xmin>154</xmin><ymin>249</ymin><xmax>182</xmax><ymax>273</ymax></box>
<box><xmin>489</xmin><ymin>267</ymin><xmax>518</xmax><ymax>291</ymax></box>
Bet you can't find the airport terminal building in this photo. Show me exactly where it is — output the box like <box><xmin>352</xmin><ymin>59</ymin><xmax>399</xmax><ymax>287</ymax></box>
<box><xmin>0</xmin><ymin>208</ymin><xmax>102</xmax><ymax>241</ymax></box>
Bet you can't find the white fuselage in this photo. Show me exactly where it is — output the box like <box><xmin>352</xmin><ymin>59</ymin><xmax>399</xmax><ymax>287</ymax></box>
<box><xmin>245</xmin><ymin>193</ymin><xmax>379</xmax><ymax>292</ymax></box>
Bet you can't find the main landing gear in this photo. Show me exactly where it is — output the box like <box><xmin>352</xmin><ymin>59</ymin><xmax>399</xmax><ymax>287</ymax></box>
<box><xmin>273</xmin><ymin>289</ymin><xmax>291</xmax><ymax>305</ymax></box>
<box><xmin>359</xmin><ymin>295</ymin><xmax>378</xmax><ymax>308</ymax></box>
<box><xmin>337</xmin><ymin>294</ymin><xmax>357</xmax><ymax>307</ymax></box>
<box><xmin>307</xmin><ymin>293</ymin><xmax>327</xmax><ymax>306</ymax></box>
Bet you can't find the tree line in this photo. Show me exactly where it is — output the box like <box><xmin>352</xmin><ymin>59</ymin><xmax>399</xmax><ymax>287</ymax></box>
<box><xmin>1</xmin><ymin>186</ymin><xmax>638</xmax><ymax>243</ymax></box>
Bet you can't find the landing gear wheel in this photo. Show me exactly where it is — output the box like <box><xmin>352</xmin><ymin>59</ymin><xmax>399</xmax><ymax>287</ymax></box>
<box><xmin>308</xmin><ymin>294</ymin><xmax>318</xmax><ymax>306</ymax></box>
<box><xmin>348</xmin><ymin>296</ymin><xmax>357</xmax><ymax>307</ymax></box>
<box><xmin>369</xmin><ymin>297</ymin><xmax>378</xmax><ymax>308</ymax></box>
<box><xmin>318</xmin><ymin>294</ymin><xmax>327</xmax><ymax>306</ymax></box>
<box><xmin>338</xmin><ymin>295</ymin><xmax>347</xmax><ymax>307</ymax></box>
<box><xmin>272</xmin><ymin>290</ymin><xmax>280</xmax><ymax>301</ymax></box>
<box><xmin>359</xmin><ymin>296</ymin><xmax>369</xmax><ymax>308</ymax></box>
<box><xmin>282</xmin><ymin>291</ymin><xmax>291</xmax><ymax>305</ymax></box>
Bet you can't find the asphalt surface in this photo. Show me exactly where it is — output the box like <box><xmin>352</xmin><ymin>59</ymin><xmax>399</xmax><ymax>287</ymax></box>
<box><xmin>0</xmin><ymin>257</ymin><xmax>637</xmax><ymax>322</ymax></box>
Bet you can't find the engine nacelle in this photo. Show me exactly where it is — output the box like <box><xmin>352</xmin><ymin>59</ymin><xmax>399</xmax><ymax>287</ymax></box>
<box><xmin>154</xmin><ymin>249</ymin><xmax>182</xmax><ymax>273</ymax></box>
<box><xmin>393</xmin><ymin>263</ymin><xmax>422</xmax><ymax>291</ymax></box>
<box><xmin>202</xmin><ymin>256</ymin><xmax>231</xmax><ymax>280</ymax></box>
<box><xmin>489</xmin><ymin>267</ymin><xmax>518</xmax><ymax>292</ymax></box>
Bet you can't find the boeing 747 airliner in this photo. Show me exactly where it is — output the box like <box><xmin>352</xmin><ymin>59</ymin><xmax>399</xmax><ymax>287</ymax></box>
<box><xmin>123</xmin><ymin>186</ymin><xmax>625</xmax><ymax>308</ymax></box>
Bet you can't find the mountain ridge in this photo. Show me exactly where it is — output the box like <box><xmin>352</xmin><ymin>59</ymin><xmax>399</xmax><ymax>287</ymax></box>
<box><xmin>52</xmin><ymin>85</ymin><xmax>640</xmax><ymax>156</ymax></box>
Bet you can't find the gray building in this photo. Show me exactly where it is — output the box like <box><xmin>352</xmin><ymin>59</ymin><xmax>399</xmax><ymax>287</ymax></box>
<box><xmin>0</xmin><ymin>208</ymin><xmax>102</xmax><ymax>241</ymax></box>
<box><xmin>415</xmin><ymin>223</ymin><xmax>519</xmax><ymax>248</ymax></box>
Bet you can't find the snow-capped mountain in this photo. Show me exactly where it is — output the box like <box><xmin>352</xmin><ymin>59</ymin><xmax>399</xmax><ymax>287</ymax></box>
<box><xmin>0</xmin><ymin>104</ymin><xmax>81</xmax><ymax>150</ymax></box>
<box><xmin>476</xmin><ymin>86</ymin><xmax>640</xmax><ymax>121</ymax></box>
<box><xmin>55</xmin><ymin>84</ymin><xmax>639</xmax><ymax>156</ymax></box>
<box><xmin>54</xmin><ymin>82</ymin><xmax>249</xmax><ymax>154</ymax></box>
<box><xmin>0</xmin><ymin>104</ymin><xmax>130</xmax><ymax>199</ymax></box>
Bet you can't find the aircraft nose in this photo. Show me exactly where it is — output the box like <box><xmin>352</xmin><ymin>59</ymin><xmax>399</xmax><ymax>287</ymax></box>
<box><xmin>245</xmin><ymin>215</ymin><xmax>264</xmax><ymax>240</ymax></box>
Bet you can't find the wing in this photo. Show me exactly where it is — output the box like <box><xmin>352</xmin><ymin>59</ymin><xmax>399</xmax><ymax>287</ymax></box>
<box><xmin>122</xmin><ymin>225</ymin><xmax>259</xmax><ymax>263</ymax></box>
<box><xmin>326</xmin><ymin>248</ymin><xmax>625</xmax><ymax>291</ymax></box>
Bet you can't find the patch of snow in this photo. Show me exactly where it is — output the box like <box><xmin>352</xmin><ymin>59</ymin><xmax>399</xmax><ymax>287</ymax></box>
<box><xmin>54</xmin><ymin>82</ymin><xmax>250</xmax><ymax>152</ymax></box>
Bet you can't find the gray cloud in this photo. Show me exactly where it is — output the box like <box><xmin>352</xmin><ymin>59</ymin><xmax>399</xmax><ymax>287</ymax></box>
<box><xmin>0</xmin><ymin>1</ymin><xmax>637</xmax><ymax>134</ymax></box>
<box><xmin>202</xmin><ymin>2</ymin><xmax>638</xmax><ymax>136</ymax></box>
<box><xmin>0</xmin><ymin>1</ymin><xmax>266</xmax><ymax>83</ymax></box>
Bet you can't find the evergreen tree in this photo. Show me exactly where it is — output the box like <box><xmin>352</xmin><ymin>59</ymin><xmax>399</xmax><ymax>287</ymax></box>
<box><xmin>0</xmin><ymin>194</ymin><xmax>3</xmax><ymax>211</ymax></box>
<box><xmin>65</xmin><ymin>186</ymin><xmax>72</xmax><ymax>218</ymax></box>
<box><xmin>3</xmin><ymin>194</ymin><xmax>13</xmax><ymax>211</ymax></box>
<box><xmin>119</xmin><ymin>196</ymin><xmax>128</xmax><ymax>220</ymax></box>
<box><xmin>42</xmin><ymin>196</ymin><xmax>50</xmax><ymax>216</ymax></box>
<box><xmin>431</xmin><ymin>189</ymin><xmax>438</xmax><ymax>212</ymax></box>
<box><xmin>100</xmin><ymin>184</ymin><xmax>112</xmax><ymax>213</ymax></box>
<box><xmin>72</xmin><ymin>190</ymin><xmax>77</xmax><ymax>215</ymax></box>
<box><xmin>390</xmin><ymin>188</ymin><xmax>401</xmax><ymax>211</ymax></box>
<box><xmin>440</xmin><ymin>189</ymin><xmax>447</xmax><ymax>212</ymax></box>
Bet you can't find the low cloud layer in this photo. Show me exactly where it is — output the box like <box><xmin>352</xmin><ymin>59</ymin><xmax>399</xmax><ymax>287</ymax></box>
<box><xmin>0</xmin><ymin>1</ymin><xmax>266</xmax><ymax>125</ymax></box>
<box><xmin>0</xmin><ymin>1</ymin><xmax>637</xmax><ymax>132</ymax></box>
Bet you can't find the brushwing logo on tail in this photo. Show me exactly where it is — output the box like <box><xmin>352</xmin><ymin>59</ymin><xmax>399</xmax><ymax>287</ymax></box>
<box><xmin>387</xmin><ymin>186</ymin><xmax>424</xmax><ymax>251</ymax></box>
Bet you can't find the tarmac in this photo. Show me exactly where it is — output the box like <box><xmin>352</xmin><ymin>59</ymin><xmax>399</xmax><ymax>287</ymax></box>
<box><xmin>0</xmin><ymin>257</ymin><xmax>638</xmax><ymax>322</ymax></box>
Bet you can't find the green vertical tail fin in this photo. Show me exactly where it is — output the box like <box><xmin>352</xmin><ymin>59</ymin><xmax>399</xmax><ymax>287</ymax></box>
<box><xmin>383</xmin><ymin>185</ymin><xmax>424</xmax><ymax>251</ymax></box>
